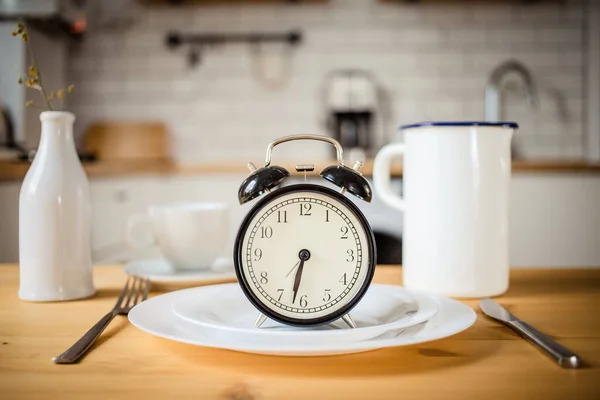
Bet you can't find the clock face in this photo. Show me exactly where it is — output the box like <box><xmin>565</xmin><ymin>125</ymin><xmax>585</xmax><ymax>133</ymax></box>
<box><xmin>234</xmin><ymin>184</ymin><xmax>376</xmax><ymax>326</ymax></box>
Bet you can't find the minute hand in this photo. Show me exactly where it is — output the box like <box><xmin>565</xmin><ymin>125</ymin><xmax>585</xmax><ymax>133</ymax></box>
<box><xmin>291</xmin><ymin>259</ymin><xmax>305</xmax><ymax>304</ymax></box>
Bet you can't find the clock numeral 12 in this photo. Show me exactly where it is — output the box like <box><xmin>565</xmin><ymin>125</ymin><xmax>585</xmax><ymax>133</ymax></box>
<box><xmin>299</xmin><ymin>203</ymin><xmax>312</xmax><ymax>216</ymax></box>
<box><xmin>325</xmin><ymin>209</ymin><xmax>329</xmax><ymax>222</ymax></box>
<box><xmin>277</xmin><ymin>210</ymin><xmax>287</xmax><ymax>223</ymax></box>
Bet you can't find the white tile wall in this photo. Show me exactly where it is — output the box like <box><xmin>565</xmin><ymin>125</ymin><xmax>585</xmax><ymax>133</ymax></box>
<box><xmin>69</xmin><ymin>0</ymin><xmax>587</xmax><ymax>163</ymax></box>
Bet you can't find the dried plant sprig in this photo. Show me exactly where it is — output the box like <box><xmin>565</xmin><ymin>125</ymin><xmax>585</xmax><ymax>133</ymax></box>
<box><xmin>12</xmin><ymin>19</ymin><xmax>76</xmax><ymax>112</ymax></box>
<box><xmin>24</xmin><ymin>100</ymin><xmax>45</xmax><ymax>110</ymax></box>
<box><xmin>11</xmin><ymin>21</ymin><xmax>24</xmax><ymax>37</ymax></box>
<box><xmin>12</xmin><ymin>19</ymin><xmax>52</xmax><ymax>110</ymax></box>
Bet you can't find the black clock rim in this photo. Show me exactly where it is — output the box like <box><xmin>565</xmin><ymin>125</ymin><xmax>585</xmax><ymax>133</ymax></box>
<box><xmin>233</xmin><ymin>183</ymin><xmax>377</xmax><ymax>327</ymax></box>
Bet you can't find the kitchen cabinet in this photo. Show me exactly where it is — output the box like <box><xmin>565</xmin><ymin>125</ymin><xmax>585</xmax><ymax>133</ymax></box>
<box><xmin>380</xmin><ymin>174</ymin><xmax>600</xmax><ymax>267</ymax></box>
<box><xmin>0</xmin><ymin>182</ymin><xmax>20</xmax><ymax>262</ymax></box>
<box><xmin>1</xmin><ymin>173</ymin><xmax>599</xmax><ymax>266</ymax></box>
<box><xmin>0</xmin><ymin>177</ymin><xmax>171</xmax><ymax>263</ymax></box>
<box><xmin>510</xmin><ymin>174</ymin><xmax>600</xmax><ymax>267</ymax></box>
<box><xmin>0</xmin><ymin>175</ymin><xmax>247</xmax><ymax>263</ymax></box>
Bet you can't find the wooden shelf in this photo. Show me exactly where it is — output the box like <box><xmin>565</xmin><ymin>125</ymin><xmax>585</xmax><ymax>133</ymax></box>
<box><xmin>2</xmin><ymin>159</ymin><xmax>600</xmax><ymax>182</ymax></box>
<box><xmin>139</xmin><ymin>0</ymin><xmax>328</xmax><ymax>5</ymax></box>
<box><xmin>380</xmin><ymin>0</ymin><xmax>562</xmax><ymax>3</ymax></box>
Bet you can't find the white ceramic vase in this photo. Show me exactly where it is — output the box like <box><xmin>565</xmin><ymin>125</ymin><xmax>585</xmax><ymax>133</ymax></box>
<box><xmin>19</xmin><ymin>111</ymin><xmax>95</xmax><ymax>301</ymax></box>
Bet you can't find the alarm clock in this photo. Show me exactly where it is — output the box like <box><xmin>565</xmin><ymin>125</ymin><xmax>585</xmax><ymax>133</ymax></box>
<box><xmin>234</xmin><ymin>134</ymin><xmax>377</xmax><ymax>328</ymax></box>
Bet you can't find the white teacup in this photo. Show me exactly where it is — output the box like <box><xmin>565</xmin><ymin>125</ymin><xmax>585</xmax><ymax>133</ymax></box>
<box><xmin>127</xmin><ymin>202</ymin><xmax>229</xmax><ymax>270</ymax></box>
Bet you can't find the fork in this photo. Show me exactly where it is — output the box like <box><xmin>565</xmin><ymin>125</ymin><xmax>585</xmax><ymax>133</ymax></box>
<box><xmin>52</xmin><ymin>276</ymin><xmax>150</xmax><ymax>364</ymax></box>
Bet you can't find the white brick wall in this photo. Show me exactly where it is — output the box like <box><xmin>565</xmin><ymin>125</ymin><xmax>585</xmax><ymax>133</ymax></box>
<box><xmin>69</xmin><ymin>0</ymin><xmax>587</xmax><ymax>163</ymax></box>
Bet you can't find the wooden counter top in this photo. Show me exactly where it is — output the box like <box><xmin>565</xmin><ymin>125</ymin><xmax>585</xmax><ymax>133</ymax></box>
<box><xmin>0</xmin><ymin>265</ymin><xmax>599</xmax><ymax>399</ymax></box>
<box><xmin>2</xmin><ymin>159</ymin><xmax>600</xmax><ymax>182</ymax></box>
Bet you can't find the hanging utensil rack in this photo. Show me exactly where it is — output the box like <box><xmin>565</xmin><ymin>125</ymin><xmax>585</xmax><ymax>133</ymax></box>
<box><xmin>166</xmin><ymin>30</ymin><xmax>302</xmax><ymax>67</ymax></box>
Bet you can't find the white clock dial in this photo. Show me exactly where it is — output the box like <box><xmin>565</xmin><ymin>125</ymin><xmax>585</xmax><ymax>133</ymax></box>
<box><xmin>237</xmin><ymin>186</ymin><xmax>374</xmax><ymax>324</ymax></box>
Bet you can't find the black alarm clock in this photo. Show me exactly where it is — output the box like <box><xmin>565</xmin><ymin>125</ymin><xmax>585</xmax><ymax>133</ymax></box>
<box><xmin>234</xmin><ymin>134</ymin><xmax>376</xmax><ymax>328</ymax></box>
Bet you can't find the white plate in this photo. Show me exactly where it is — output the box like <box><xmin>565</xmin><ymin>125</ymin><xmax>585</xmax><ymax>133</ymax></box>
<box><xmin>170</xmin><ymin>284</ymin><xmax>438</xmax><ymax>345</ymax></box>
<box><xmin>124</xmin><ymin>257</ymin><xmax>237</xmax><ymax>284</ymax></box>
<box><xmin>129</xmin><ymin>284</ymin><xmax>476</xmax><ymax>356</ymax></box>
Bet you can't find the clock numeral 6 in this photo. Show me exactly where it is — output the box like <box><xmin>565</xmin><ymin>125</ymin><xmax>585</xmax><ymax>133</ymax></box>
<box><xmin>346</xmin><ymin>249</ymin><xmax>355</xmax><ymax>262</ymax></box>
<box><xmin>323</xmin><ymin>289</ymin><xmax>331</xmax><ymax>302</ymax></box>
<box><xmin>260</xmin><ymin>271</ymin><xmax>268</xmax><ymax>284</ymax></box>
<box><xmin>300</xmin><ymin>295</ymin><xmax>308</xmax><ymax>308</ymax></box>
<box><xmin>299</xmin><ymin>203</ymin><xmax>312</xmax><ymax>216</ymax></box>
<box><xmin>260</xmin><ymin>226</ymin><xmax>273</xmax><ymax>239</ymax></box>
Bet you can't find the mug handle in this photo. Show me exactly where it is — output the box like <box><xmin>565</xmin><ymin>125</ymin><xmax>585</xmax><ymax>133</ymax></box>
<box><xmin>373</xmin><ymin>143</ymin><xmax>406</xmax><ymax>211</ymax></box>
<box><xmin>126</xmin><ymin>214</ymin><xmax>156</xmax><ymax>249</ymax></box>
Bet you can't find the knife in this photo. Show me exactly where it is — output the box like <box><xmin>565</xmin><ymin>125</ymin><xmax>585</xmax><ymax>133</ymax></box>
<box><xmin>480</xmin><ymin>298</ymin><xmax>583</xmax><ymax>369</ymax></box>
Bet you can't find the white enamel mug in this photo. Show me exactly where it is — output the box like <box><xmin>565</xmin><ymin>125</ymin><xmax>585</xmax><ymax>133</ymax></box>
<box><xmin>373</xmin><ymin>122</ymin><xmax>517</xmax><ymax>298</ymax></box>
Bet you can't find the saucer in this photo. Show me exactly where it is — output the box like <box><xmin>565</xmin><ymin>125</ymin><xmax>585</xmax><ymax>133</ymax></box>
<box><xmin>124</xmin><ymin>257</ymin><xmax>237</xmax><ymax>284</ymax></box>
<box><xmin>171</xmin><ymin>284</ymin><xmax>439</xmax><ymax>345</ymax></box>
<box><xmin>129</xmin><ymin>283</ymin><xmax>476</xmax><ymax>356</ymax></box>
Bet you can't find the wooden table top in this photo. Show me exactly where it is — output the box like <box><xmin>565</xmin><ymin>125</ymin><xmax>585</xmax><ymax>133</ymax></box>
<box><xmin>1</xmin><ymin>265</ymin><xmax>599</xmax><ymax>399</ymax></box>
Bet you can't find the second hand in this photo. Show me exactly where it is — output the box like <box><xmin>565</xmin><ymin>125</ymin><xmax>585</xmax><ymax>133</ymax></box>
<box><xmin>285</xmin><ymin>260</ymin><xmax>301</xmax><ymax>278</ymax></box>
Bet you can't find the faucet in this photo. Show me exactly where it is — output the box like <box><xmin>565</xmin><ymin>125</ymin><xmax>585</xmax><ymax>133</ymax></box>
<box><xmin>485</xmin><ymin>59</ymin><xmax>538</xmax><ymax>122</ymax></box>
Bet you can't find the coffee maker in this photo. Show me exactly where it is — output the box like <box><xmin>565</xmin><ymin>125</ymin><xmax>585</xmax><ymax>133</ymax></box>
<box><xmin>323</xmin><ymin>69</ymin><xmax>381</xmax><ymax>160</ymax></box>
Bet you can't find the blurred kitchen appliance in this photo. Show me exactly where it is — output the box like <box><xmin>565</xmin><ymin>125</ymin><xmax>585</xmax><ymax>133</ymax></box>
<box><xmin>0</xmin><ymin>99</ymin><xmax>28</xmax><ymax>159</ymax></box>
<box><xmin>0</xmin><ymin>0</ymin><xmax>87</xmax><ymax>35</ymax></box>
<box><xmin>323</xmin><ymin>69</ymin><xmax>384</xmax><ymax>160</ymax></box>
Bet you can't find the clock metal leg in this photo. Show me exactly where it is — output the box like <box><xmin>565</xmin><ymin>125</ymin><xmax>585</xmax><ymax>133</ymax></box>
<box><xmin>254</xmin><ymin>312</ymin><xmax>268</xmax><ymax>328</ymax></box>
<box><xmin>342</xmin><ymin>313</ymin><xmax>356</xmax><ymax>329</ymax></box>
